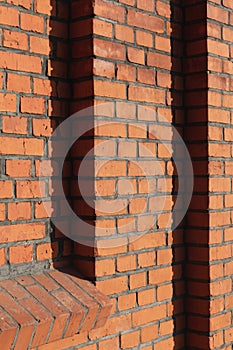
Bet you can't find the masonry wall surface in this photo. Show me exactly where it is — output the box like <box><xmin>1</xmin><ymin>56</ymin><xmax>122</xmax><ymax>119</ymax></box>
<box><xmin>0</xmin><ymin>0</ymin><xmax>232</xmax><ymax>349</ymax></box>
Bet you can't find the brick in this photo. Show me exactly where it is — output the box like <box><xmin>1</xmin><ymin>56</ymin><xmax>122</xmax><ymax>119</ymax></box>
<box><xmin>21</xmin><ymin>12</ymin><xmax>44</xmax><ymax>33</ymax></box>
<box><xmin>33</xmin><ymin>119</ymin><xmax>54</xmax><ymax>136</ymax></box>
<box><xmin>117</xmin><ymin>217</ymin><xmax>136</xmax><ymax>234</ymax></box>
<box><xmin>94</xmin><ymin>59</ymin><xmax>115</xmax><ymax>78</ymax></box>
<box><xmin>127</xmin><ymin>47</ymin><xmax>145</xmax><ymax>65</ymax></box>
<box><xmin>116</xmin><ymin>64</ymin><xmax>136</xmax><ymax>82</ymax></box>
<box><xmin>138</xmin><ymin>251</ymin><xmax>155</xmax><ymax>267</ymax></box>
<box><xmin>95</xmin><ymin>160</ymin><xmax>126</xmax><ymax>177</ymax></box>
<box><xmin>210</xmin><ymin>313</ymin><xmax>231</xmax><ymax>332</ymax></box>
<box><xmin>128</xmin><ymin>123</ymin><xmax>147</xmax><ymax>139</ymax></box>
<box><xmin>99</xmin><ymin>337</ymin><xmax>118</xmax><ymax>350</ymax></box>
<box><xmin>157</xmin><ymin>283</ymin><xmax>173</xmax><ymax>301</ymax></box>
<box><xmin>129</xmin><ymin>271</ymin><xmax>146</xmax><ymax>290</ymax></box>
<box><xmin>20</xmin><ymin>96</ymin><xmax>45</xmax><ymax>114</ymax></box>
<box><xmin>0</xmin><ymin>223</ymin><xmax>45</xmax><ymax>243</ymax></box>
<box><xmin>0</xmin><ymin>181</ymin><xmax>12</xmax><ymax>199</ymax></box>
<box><xmin>94</xmin><ymin>38</ymin><xmax>125</xmax><ymax>61</ymax></box>
<box><xmin>132</xmin><ymin>304</ymin><xmax>166</xmax><ymax>327</ymax></box>
<box><xmin>209</xmin><ymin>144</ymin><xmax>231</xmax><ymax>158</ymax></box>
<box><xmin>96</xmin><ymin>276</ymin><xmax>128</xmax><ymax>295</ymax></box>
<box><xmin>129</xmin><ymin>231</ymin><xmax>165</xmax><ymax>251</ymax></box>
<box><xmin>96</xmin><ymin>180</ymin><xmax>116</xmax><ymax>197</ymax></box>
<box><xmin>129</xmin><ymin>197</ymin><xmax>147</xmax><ymax>214</ymax></box>
<box><xmin>33</xmin><ymin>78</ymin><xmax>53</xmax><ymax>95</ymax></box>
<box><xmin>118</xmin><ymin>293</ymin><xmax>136</xmax><ymax>311</ymax></box>
<box><xmin>9</xmin><ymin>245</ymin><xmax>33</xmax><ymax>264</ymax></box>
<box><xmin>115</xmin><ymin>24</ymin><xmax>134</xmax><ymax>43</ymax></box>
<box><xmin>95</xmin><ymin>259</ymin><xmax>115</xmax><ymax>276</ymax></box>
<box><xmin>93</xmin><ymin>18</ymin><xmax>113</xmax><ymax>38</ymax></box>
<box><xmin>207</xmin><ymin>22</ymin><xmax>221</xmax><ymax>39</ymax></box>
<box><xmin>155</xmin><ymin>36</ymin><xmax>170</xmax><ymax>52</ymax></box>
<box><xmin>33</xmin><ymin>274</ymin><xmax>58</xmax><ymax>292</ymax></box>
<box><xmin>223</xmin><ymin>94</ymin><xmax>233</xmax><ymax>108</ymax></box>
<box><xmin>136</xmin><ymin>30</ymin><xmax>153</xmax><ymax>47</ymax></box>
<box><xmin>160</xmin><ymin>320</ymin><xmax>174</xmax><ymax>336</ymax></box>
<box><xmin>7</xmin><ymin>73</ymin><xmax>31</xmax><ymax>93</ymax></box>
<box><xmin>6</xmin><ymin>160</ymin><xmax>31</xmax><ymax>177</ymax></box>
<box><xmin>118</xmin><ymin>142</ymin><xmax>137</xmax><ymax>158</ymax></box>
<box><xmin>0</xmin><ymin>5</ymin><xmax>18</xmax><ymax>26</ymax></box>
<box><xmin>30</xmin><ymin>36</ymin><xmax>50</xmax><ymax>55</ymax></box>
<box><xmin>207</xmin><ymin>4</ymin><xmax>228</xmax><ymax>24</ymax></box>
<box><xmin>147</xmin><ymin>52</ymin><xmax>171</xmax><ymax>70</ymax></box>
<box><xmin>34</xmin><ymin>0</ymin><xmax>53</xmax><ymax>15</ymax></box>
<box><xmin>7</xmin><ymin>0</ymin><xmax>31</xmax><ymax>9</ymax></box>
<box><xmin>210</xmin><ymin>278</ymin><xmax>232</xmax><ymax>296</ymax></box>
<box><xmin>141</xmin><ymin>324</ymin><xmax>158</xmax><ymax>343</ymax></box>
<box><xmin>210</xmin><ymin>178</ymin><xmax>231</xmax><ymax>192</ymax></box>
<box><xmin>223</xmin><ymin>0</ymin><xmax>233</xmax><ymax>8</ymax></box>
<box><xmin>0</xmin><ymin>51</ymin><xmax>42</xmax><ymax>74</ymax></box>
<box><xmin>96</xmin><ymin>219</ymin><xmax>115</xmax><ymax>237</ymax></box>
<box><xmin>0</xmin><ymin>248</ymin><xmax>5</xmax><ymax>266</ymax></box>
<box><xmin>138</xmin><ymin>288</ymin><xmax>155</xmax><ymax>306</ymax></box>
<box><xmin>120</xmin><ymin>330</ymin><xmax>140</xmax><ymax>348</ymax></box>
<box><xmin>16</xmin><ymin>180</ymin><xmax>45</xmax><ymax>198</ymax></box>
<box><xmin>225</xmin><ymin>227</ymin><xmax>233</xmax><ymax>241</ymax></box>
<box><xmin>210</xmin><ymin>245</ymin><xmax>231</xmax><ymax>261</ymax></box>
<box><xmin>137</xmin><ymin>0</ymin><xmax>154</xmax><ymax>11</ymax></box>
<box><xmin>8</xmin><ymin>202</ymin><xmax>31</xmax><ymax>221</ymax></box>
<box><xmin>207</xmin><ymin>39</ymin><xmax>229</xmax><ymax>57</ymax></box>
<box><xmin>0</xmin><ymin>93</ymin><xmax>16</xmax><ymax>112</ymax></box>
<box><xmin>149</xmin><ymin>267</ymin><xmax>173</xmax><ymax>285</ymax></box>
<box><xmin>156</xmin><ymin>0</ymin><xmax>171</xmax><ymax>18</ymax></box>
<box><xmin>4</xmin><ymin>30</ymin><xmax>28</xmax><ymax>50</ymax></box>
<box><xmin>94</xmin><ymin>80</ymin><xmax>126</xmax><ymax>99</ymax></box>
<box><xmin>36</xmin><ymin>242</ymin><xmax>58</xmax><ymax>261</ymax></box>
<box><xmin>209</xmin><ymin>109</ymin><xmax>230</xmax><ymax>124</ymax></box>
<box><xmin>137</xmin><ymin>67</ymin><xmax>155</xmax><ymax>84</ymax></box>
<box><xmin>95</xmin><ymin>122</ymin><xmax>126</xmax><ymax>137</ymax></box>
<box><xmin>129</xmin><ymin>85</ymin><xmax>164</xmax><ymax>103</ymax></box>
<box><xmin>117</xmin><ymin>255</ymin><xmax>136</xmax><ymax>272</ymax></box>
<box><xmin>2</xmin><ymin>116</ymin><xmax>28</xmax><ymax>134</ymax></box>
<box><xmin>127</xmin><ymin>9</ymin><xmax>164</xmax><ymax>33</ymax></box>
<box><xmin>157</xmin><ymin>249</ymin><xmax>173</xmax><ymax>265</ymax></box>
<box><xmin>208</xmin><ymin>56</ymin><xmax>222</xmax><ymax>72</ymax></box>
<box><xmin>94</xmin><ymin>0</ymin><xmax>125</xmax><ymax>22</ymax></box>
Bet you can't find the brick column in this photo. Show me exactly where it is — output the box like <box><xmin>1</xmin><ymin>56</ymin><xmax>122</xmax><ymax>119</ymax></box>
<box><xmin>184</xmin><ymin>1</ymin><xmax>233</xmax><ymax>349</ymax></box>
<box><xmin>207</xmin><ymin>1</ymin><xmax>233</xmax><ymax>348</ymax></box>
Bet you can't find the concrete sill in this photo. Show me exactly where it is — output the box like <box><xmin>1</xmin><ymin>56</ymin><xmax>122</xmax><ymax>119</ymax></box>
<box><xmin>0</xmin><ymin>268</ymin><xmax>112</xmax><ymax>350</ymax></box>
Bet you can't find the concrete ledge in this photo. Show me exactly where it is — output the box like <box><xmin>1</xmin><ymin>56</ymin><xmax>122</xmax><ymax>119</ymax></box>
<box><xmin>0</xmin><ymin>268</ymin><xmax>113</xmax><ymax>350</ymax></box>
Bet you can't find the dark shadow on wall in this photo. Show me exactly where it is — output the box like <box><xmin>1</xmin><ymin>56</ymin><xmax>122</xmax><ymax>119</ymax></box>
<box><xmin>171</xmin><ymin>1</ymin><xmax>209</xmax><ymax>349</ymax></box>
<box><xmin>47</xmin><ymin>0</ymin><xmax>96</xmax><ymax>278</ymax></box>
<box><xmin>46</xmin><ymin>0</ymin><xmax>73</xmax><ymax>270</ymax></box>
<box><xmin>170</xmin><ymin>1</ymin><xmax>188</xmax><ymax>349</ymax></box>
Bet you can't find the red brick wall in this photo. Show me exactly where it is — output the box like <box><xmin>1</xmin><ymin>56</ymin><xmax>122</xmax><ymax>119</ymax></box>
<box><xmin>0</xmin><ymin>0</ymin><xmax>72</xmax><ymax>277</ymax></box>
<box><xmin>0</xmin><ymin>0</ymin><xmax>233</xmax><ymax>349</ymax></box>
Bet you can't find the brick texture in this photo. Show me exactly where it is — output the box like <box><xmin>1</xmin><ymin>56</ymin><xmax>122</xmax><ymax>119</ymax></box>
<box><xmin>0</xmin><ymin>269</ymin><xmax>112</xmax><ymax>349</ymax></box>
<box><xmin>0</xmin><ymin>0</ymin><xmax>233</xmax><ymax>349</ymax></box>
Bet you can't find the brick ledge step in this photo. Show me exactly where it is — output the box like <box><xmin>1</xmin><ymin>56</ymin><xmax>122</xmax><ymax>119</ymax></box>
<box><xmin>0</xmin><ymin>268</ymin><xmax>113</xmax><ymax>350</ymax></box>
